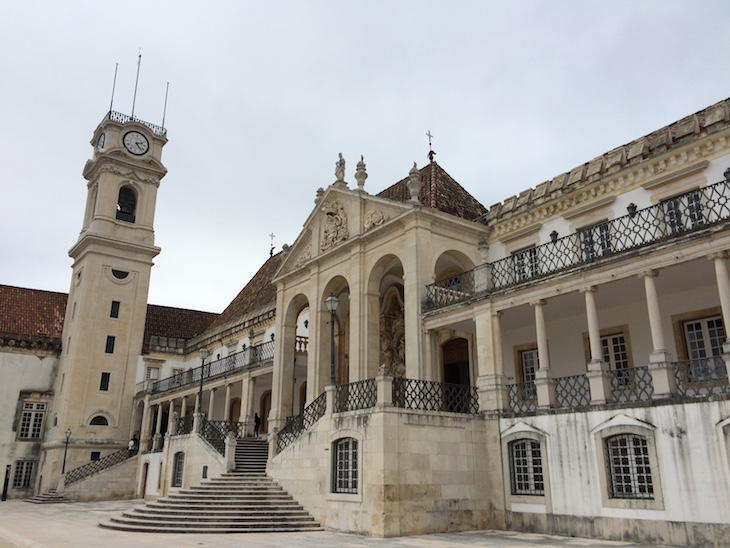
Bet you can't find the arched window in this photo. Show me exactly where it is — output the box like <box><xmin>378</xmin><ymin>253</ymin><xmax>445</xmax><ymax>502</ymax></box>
<box><xmin>509</xmin><ymin>439</ymin><xmax>544</xmax><ymax>495</ymax></box>
<box><xmin>116</xmin><ymin>186</ymin><xmax>137</xmax><ymax>223</ymax></box>
<box><xmin>332</xmin><ymin>437</ymin><xmax>358</xmax><ymax>494</ymax></box>
<box><xmin>605</xmin><ymin>434</ymin><xmax>653</xmax><ymax>499</ymax></box>
<box><xmin>89</xmin><ymin>415</ymin><xmax>109</xmax><ymax>426</ymax></box>
<box><xmin>172</xmin><ymin>452</ymin><xmax>185</xmax><ymax>488</ymax></box>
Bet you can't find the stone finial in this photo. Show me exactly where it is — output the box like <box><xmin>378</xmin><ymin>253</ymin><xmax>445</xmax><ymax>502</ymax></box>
<box><xmin>407</xmin><ymin>162</ymin><xmax>421</xmax><ymax>204</ymax></box>
<box><xmin>354</xmin><ymin>155</ymin><xmax>368</xmax><ymax>192</ymax></box>
<box><xmin>315</xmin><ymin>187</ymin><xmax>325</xmax><ymax>205</ymax></box>
<box><xmin>478</xmin><ymin>233</ymin><xmax>489</xmax><ymax>261</ymax></box>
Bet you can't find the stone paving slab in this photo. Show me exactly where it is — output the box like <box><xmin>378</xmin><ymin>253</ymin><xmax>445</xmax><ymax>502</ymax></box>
<box><xmin>0</xmin><ymin>499</ymin><xmax>664</xmax><ymax>548</ymax></box>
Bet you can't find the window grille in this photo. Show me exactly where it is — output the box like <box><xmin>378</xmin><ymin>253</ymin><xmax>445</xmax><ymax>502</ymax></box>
<box><xmin>509</xmin><ymin>439</ymin><xmax>544</xmax><ymax>495</ymax></box>
<box><xmin>19</xmin><ymin>402</ymin><xmax>45</xmax><ymax>439</ymax></box>
<box><xmin>605</xmin><ymin>434</ymin><xmax>653</xmax><ymax>499</ymax></box>
<box><xmin>333</xmin><ymin>437</ymin><xmax>358</xmax><ymax>494</ymax></box>
<box><xmin>12</xmin><ymin>461</ymin><xmax>34</xmax><ymax>489</ymax></box>
<box><xmin>172</xmin><ymin>452</ymin><xmax>185</xmax><ymax>488</ymax></box>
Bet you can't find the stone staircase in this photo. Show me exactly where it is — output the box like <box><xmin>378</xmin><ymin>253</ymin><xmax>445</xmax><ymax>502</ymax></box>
<box><xmin>100</xmin><ymin>437</ymin><xmax>321</xmax><ymax>533</ymax></box>
<box><xmin>25</xmin><ymin>488</ymin><xmax>68</xmax><ymax>504</ymax></box>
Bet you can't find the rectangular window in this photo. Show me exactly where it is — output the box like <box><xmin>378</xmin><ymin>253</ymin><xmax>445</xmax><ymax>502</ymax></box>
<box><xmin>146</xmin><ymin>367</ymin><xmax>159</xmax><ymax>380</ymax></box>
<box><xmin>510</xmin><ymin>439</ymin><xmax>544</xmax><ymax>495</ymax></box>
<box><xmin>333</xmin><ymin>437</ymin><xmax>358</xmax><ymax>494</ymax></box>
<box><xmin>601</xmin><ymin>333</ymin><xmax>629</xmax><ymax>385</ymax></box>
<box><xmin>513</xmin><ymin>246</ymin><xmax>539</xmax><ymax>282</ymax></box>
<box><xmin>518</xmin><ymin>349</ymin><xmax>538</xmax><ymax>401</ymax></box>
<box><xmin>580</xmin><ymin>221</ymin><xmax>612</xmax><ymax>261</ymax></box>
<box><xmin>18</xmin><ymin>402</ymin><xmax>46</xmax><ymax>439</ymax></box>
<box><xmin>684</xmin><ymin>315</ymin><xmax>725</xmax><ymax>359</ymax></box>
<box><xmin>12</xmin><ymin>461</ymin><xmax>34</xmax><ymax>489</ymax></box>
<box><xmin>662</xmin><ymin>190</ymin><xmax>704</xmax><ymax>235</ymax></box>
<box><xmin>105</xmin><ymin>335</ymin><xmax>115</xmax><ymax>354</ymax></box>
<box><xmin>110</xmin><ymin>300</ymin><xmax>120</xmax><ymax>318</ymax></box>
<box><xmin>606</xmin><ymin>434</ymin><xmax>654</xmax><ymax>499</ymax></box>
<box><xmin>90</xmin><ymin>451</ymin><xmax>101</xmax><ymax>461</ymax></box>
<box><xmin>100</xmin><ymin>372</ymin><xmax>110</xmax><ymax>391</ymax></box>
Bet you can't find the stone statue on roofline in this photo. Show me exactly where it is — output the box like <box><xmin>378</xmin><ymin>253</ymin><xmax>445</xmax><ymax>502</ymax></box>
<box><xmin>335</xmin><ymin>153</ymin><xmax>345</xmax><ymax>183</ymax></box>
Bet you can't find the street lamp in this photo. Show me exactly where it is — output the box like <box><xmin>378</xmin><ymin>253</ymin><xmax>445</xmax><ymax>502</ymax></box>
<box><xmin>197</xmin><ymin>347</ymin><xmax>209</xmax><ymax>414</ymax></box>
<box><xmin>325</xmin><ymin>292</ymin><xmax>339</xmax><ymax>386</ymax></box>
<box><xmin>61</xmin><ymin>428</ymin><xmax>71</xmax><ymax>474</ymax></box>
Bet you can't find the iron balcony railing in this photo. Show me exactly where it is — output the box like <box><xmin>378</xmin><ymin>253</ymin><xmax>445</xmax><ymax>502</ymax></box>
<box><xmin>610</xmin><ymin>366</ymin><xmax>654</xmax><ymax>403</ymax></box>
<box><xmin>276</xmin><ymin>391</ymin><xmax>327</xmax><ymax>454</ymax></box>
<box><xmin>508</xmin><ymin>381</ymin><xmax>537</xmax><ymax>413</ymax></box>
<box><xmin>675</xmin><ymin>357</ymin><xmax>729</xmax><ymax>397</ymax></box>
<box><xmin>555</xmin><ymin>374</ymin><xmax>591</xmax><ymax>408</ymax></box>
<box><xmin>425</xmin><ymin>178</ymin><xmax>730</xmax><ymax>311</ymax></box>
<box><xmin>392</xmin><ymin>377</ymin><xmax>479</xmax><ymax>414</ymax></box>
<box><xmin>335</xmin><ymin>379</ymin><xmax>377</xmax><ymax>412</ymax></box>
<box><xmin>174</xmin><ymin>414</ymin><xmax>194</xmax><ymax>436</ymax></box>
<box><xmin>65</xmin><ymin>448</ymin><xmax>134</xmax><ymax>486</ymax></box>
<box><xmin>198</xmin><ymin>415</ymin><xmax>226</xmax><ymax>455</ymax></box>
<box><xmin>152</xmin><ymin>340</ymin><xmax>275</xmax><ymax>394</ymax></box>
<box><xmin>208</xmin><ymin>420</ymin><xmax>247</xmax><ymax>439</ymax></box>
<box><xmin>103</xmin><ymin>110</ymin><xmax>167</xmax><ymax>137</ymax></box>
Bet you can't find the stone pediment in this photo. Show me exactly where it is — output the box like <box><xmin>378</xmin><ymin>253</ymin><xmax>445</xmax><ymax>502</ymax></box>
<box><xmin>274</xmin><ymin>186</ymin><xmax>407</xmax><ymax>280</ymax></box>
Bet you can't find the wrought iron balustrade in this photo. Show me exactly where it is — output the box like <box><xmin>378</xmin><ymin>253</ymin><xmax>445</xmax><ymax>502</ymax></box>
<box><xmin>555</xmin><ymin>374</ymin><xmax>591</xmax><ymax>407</ymax></box>
<box><xmin>208</xmin><ymin>420</ymin><xmax>246</xmax><ymax>438</ymax></box>
<box><xmin>175</xmin><ymin>415</ymin><xmax>194</xmax><ymax>436</ymax></box>
<box><xmin>276</xmin><ymin>391</ymin><xmax>327</xmax><ymax>453</ymax></box>
<box><xmin>335</xmin><ymin>379</ymin><xmax>377</xmax><ymax>412</ymax></box>
<box><xmin>103</xmin><ymin>110</ymin><xmax>167</xmax><ymax>136</ymax></box>
<box><xmin>198</xmin><ymin>415</ymin><xmax>226</xmax><ymax>455</ymax></box>
<box><xmin>392</xmin><ymin>377</ymin><xmax>479</xmax><ymax>414</ymax></box>
<box><xmin>65</xmin><ymin>448</ymin><xmax>133</xmax><ymax>485</ymax></box>
<box><xmin>425</xmin><ymin>178</ymin><xmax>730</xmax><ymax>311</ymax></box>
<box><xmin>674</xmin><ymin>357</ymin><xmax>729</xmax><ymax>397</ymax></box>
<box><xmin>508</xmin><ymin>382</ymin><xmax>537</xmax><ymax>413</ymax></box>
<box><xmin>610</xmin><ymin>366</ymin><xmax>653</xmax><ymax>403</ymax></box>
<box><xmin>151</xmin><ymin>341</ymin><xmax>275</xmax><ymax>395</ymax></box>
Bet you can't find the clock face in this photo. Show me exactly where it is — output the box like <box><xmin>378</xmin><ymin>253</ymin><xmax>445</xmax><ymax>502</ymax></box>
<box><xmin>123</xmin><ymin>131</ymin><xmax>149</xmax><ymax>155</ymax></box>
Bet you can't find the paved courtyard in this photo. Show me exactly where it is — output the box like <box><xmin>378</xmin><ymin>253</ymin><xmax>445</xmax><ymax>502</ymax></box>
<box><xmin>0</xmin><ymin>499</ymin><xmax>663</xmax><ymax>548</ymax></box>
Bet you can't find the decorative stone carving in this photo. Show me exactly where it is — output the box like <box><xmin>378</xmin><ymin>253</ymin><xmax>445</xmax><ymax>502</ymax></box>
<box><xmin>320</xmin><ymin>201</ymin><xmax>349</xmax><ymax>251</ymax></box>
<box><xmin>407</xmin><ymin>162</ymin><xmax>421</xmax><ymax>203</ymax></box>
<box><xmin>354</xmin><ymin>155</ymin><xmax>367</xmax><ymax>191</ymax></box>
<box><xmin>364</xmin><ymin>209</ymin><xmax>388</xmax><ymax>232</ymax></box>
<box><xmin>294</xmin><ymin>243</ymin><xmax>312</xmax><ymax>267</ymax></box>
<box><xmin>380</xmin><ymin>286</ymin><xmax>405</xmax><ymax>378</ymax></box>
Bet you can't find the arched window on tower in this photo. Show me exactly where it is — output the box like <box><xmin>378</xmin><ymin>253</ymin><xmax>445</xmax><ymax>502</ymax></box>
<box><xmin>116</xmin><ymin>186</ymin><xmax>137</xmax><ymax>223</ymax></box>
<box><xmin>89</xmin><ymin>415</ymin><xmax>109</xmax><ymax>426</ymax></box>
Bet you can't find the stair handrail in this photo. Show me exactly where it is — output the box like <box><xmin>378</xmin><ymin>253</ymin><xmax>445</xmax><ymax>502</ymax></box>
<box><xmin>276</xmin><ymin>391</ymin><xmax>326</xmax><ymax>453</ymax></box>
<box><xmin>198</xmin><ymin>415</ymin><xmax>226</xmax><ymax>455</ymax></box>
<box><xmin>65</xmin><ymin>447</ymin><xmax>135</xmax><ymax>485</ymax></box>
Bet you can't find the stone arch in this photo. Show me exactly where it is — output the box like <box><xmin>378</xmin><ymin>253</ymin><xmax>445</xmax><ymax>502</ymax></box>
<box><xmin>367</xmin><ymin>254</ymin><xmax>406</xmax><ymax>378</ymax></box>
<box><xmin>86</xmin><ymin>410</ymin><xmax>114</xmax><ymax>427</ymax></box>
<box><xmin>433</xmin><ymin>250</ymin><xmax>476</xmax><ymax>283</ymax></box>
<box><xmin>115</xmin><ymin>184</ymin><xmax>137</xmax><ymax>223</ymax></box>
<box><xmin>321</xmin><ymin>275</ymin><xmax>351</xmax><ymax>386</ymax></box>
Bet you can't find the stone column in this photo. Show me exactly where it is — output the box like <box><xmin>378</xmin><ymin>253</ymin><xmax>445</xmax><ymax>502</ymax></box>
<box><xmin>376</xmin><ymin>365</ymin><xmax>393</xmax><ymax>407</ymax></box>
<box><xmin>364</xmin><ymin>289</ymin><xmax>381</xmax><ymax>379</ymax></box>
<box><xmin>243</xmin><ymin>375</ymin><xmax>256</xmax><ymax>436</ymax></box>
<box><xmin>207</xmin><ymin>388</ymin><xmax>216</xmax><ymax>419</ymax></box>
<box><xmin>165</xmin><ymin>400</ymin><xmax>175</xmax><ymax>438</ymax></box>
<box><xmin>712</xmin><ymin>252</ymin><xmax>730</xmax><ymax>334</ymax></box>
<box><xmin>640</xmin><ymin>270</ymin><xmax>677</xmax><ymax>399</ymax></box>
<box><xmin>532</xmin><ymin>300</ymin><xmax>556</xmax><ymax>408</ymax></box>
<box><xmin>224</xmin><ymin>384</ymin><xmax>232</xmax><ymax>421</ymax></box>
<box><xmin>269</xmin><ymin>289</ymin><xmax>297</xmax><ymax>432</ymax></box>
<box><xmin>140</xmin><ymin>396</ymin><xmax>152</xmax><ymax>452</ymax></box>
<box><xmin>152</xmin><ymin>403</ymin><xmax>164</xmax><ymax>450</ymax></box>
<box><xmin>476</xmin><ymin>310</ymin><xmax>509</xmax><ymax>411</ymax></box>
<box><xmin>180</xmin><ymin>396</ymin><xmax>187</xmax><ymax>418</ymax></box>
<box><xmin>583</xmin><ymin>286</ymin><xmax>611</xmax><ymax>404</ymax></box>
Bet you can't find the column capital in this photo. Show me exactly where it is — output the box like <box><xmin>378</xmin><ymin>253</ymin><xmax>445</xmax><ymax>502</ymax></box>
<box><xmin>580</xmin><ymin>285</ymin><xmax>597</xmax><ymax>294</ymax></box>
<box><xmin>637</xmin><ymin>269</ymin><xmax>659</xmax><ymax>279</ymax></box>
<box><xmin>530</xmin><ymin>299</ymin><xmax>547</xmax><ymax>307</ymax></box>
<box><xmin>491</xmin><ymin>310</ymin><xmax>503</xmax><ymax>319</ymax></box>
<box><xmin>708</xmin><ymin>251</ymin><xmax>730</xmax><ymax>261</ymax></box>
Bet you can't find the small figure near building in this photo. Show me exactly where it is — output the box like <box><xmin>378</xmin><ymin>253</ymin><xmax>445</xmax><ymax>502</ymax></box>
<box><xmin>254</xmin><ymin>413</ymin><xmax>261</xmax><ymax>438</ymax></box>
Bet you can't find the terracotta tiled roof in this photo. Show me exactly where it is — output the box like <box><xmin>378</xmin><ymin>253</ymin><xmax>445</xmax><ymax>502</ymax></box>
<box><xmin>0</xmin><ymin>284</ymin><xmax>217</xmax><ymax>352</ymax></box>
<box><xmin>144</xmin><ymin>304</ymin><xmax>218</xmax><ymax>342</ymax></box>
<box><xmin>0</xmin><ymin>285</ymin><xmax>67</xmax><ymax>347</ymax></box>
<box><xmin>206</xmin><ymin>252</ymin><xmax>282</xmax><ymax>333</ymax></box>
<box><xmin>377</xmin><ymin>162</ymin><xmax>488</xmax><ymax>222</ymax></box>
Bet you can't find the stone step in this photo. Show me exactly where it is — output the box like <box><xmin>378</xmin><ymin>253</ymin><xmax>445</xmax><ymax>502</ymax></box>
<box><xmin>125</xmin><ymin>509</ymin><xmax>314</xmax><ymax>522</ymax></box>
<box><xmin>99</xmin><ymin>519</ymin><xmax>322</xmax><ymax>534</ymax></box>
<box><xmin>132</xmin><ymin>506</ymin><xmax>310</xmax><ymax>517</ymax></box>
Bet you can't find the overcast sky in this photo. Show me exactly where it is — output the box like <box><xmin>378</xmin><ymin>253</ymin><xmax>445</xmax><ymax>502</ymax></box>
<box><xmin>2</xmin><ymin>2</ymin><xmax>729</xmax><ymax>313</ymax></box>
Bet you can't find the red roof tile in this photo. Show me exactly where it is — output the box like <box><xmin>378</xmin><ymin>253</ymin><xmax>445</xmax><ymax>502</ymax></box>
<box><xmin>377</xmin><ymin>162</ymin><xmax>487</xmax><ymax>222</ymax></box>
<box><xmin>0</xmin><ymin>285</ymin><xmax>67</xmax><ymax>342</ymax></box>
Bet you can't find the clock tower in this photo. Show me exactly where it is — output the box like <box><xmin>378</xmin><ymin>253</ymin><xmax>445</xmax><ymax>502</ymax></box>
<box><xmin>40</xmin><ymin>112</ymin><xmax>167</xmax><ymax>491</ymax></box>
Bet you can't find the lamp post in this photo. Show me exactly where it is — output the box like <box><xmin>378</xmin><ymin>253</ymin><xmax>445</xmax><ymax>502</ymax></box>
<box><xmin>61</xmin><ymin>428</ymin><xmax>71</xmax><ymax>474</ymax></box>
<box><xmin>197</xmin><ymin>347</ymin><xmax>209</xmax><ymax>414</ymax></box>
<box><xmin>325</xmin><ymin>293</ymin><xmax>339</xmax><ymax>386</ymax></box>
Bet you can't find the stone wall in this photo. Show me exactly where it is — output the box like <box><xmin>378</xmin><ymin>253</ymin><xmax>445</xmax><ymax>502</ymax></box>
<box><xmin>268</xmin><ymin>405</ymin><xmax>505</xmax><ymax>537</ymax></box>
<box><xmin>63</xmin><ymin>456</ymin><xmax>138</xmax><ymax>501</ymax></box>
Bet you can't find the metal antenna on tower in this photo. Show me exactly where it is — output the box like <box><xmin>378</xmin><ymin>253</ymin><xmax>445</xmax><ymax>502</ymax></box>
<box><xmin>131</xmin><ymin>49</ymin><xmax>142</xmax><ymax>119</ymax></box>
<box><xmin>269</xmin><ymin>233</ymin><xmax>275</xmax><ymax>257</ymax></box>
<box><xmin>161</xmin><ymin>82</ymin><xmax>170</xmax><ymax>129</ymax></box>
<box><xmin>108</xmin><ymin>63</ymin><xmax>118</xmax><ymax>114</ymax></box>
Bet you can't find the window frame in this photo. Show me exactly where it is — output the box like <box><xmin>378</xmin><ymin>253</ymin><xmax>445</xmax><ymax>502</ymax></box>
<box><xmin>110</xmin><ymin>300</ymin><xmax>120</xmax><ymax>318</ymax></box>
<box><xmin>99</xmin><ymin>372</ymin><xmax>111</xmax><ymax>391</ymax></box>
<box><xmin>332</xmin><ymin>437</ymin><xmax>358</xmax><ymax>494</ymax></box>
<box><xmin>18</xmin><ymin>401</ymin><xmax>46</xmax><ymax>440</ymax></box>
<box><xmin>513</xmin><ymin>246</ymin><xmax>539</xmax><ymax>282</ymax></box>
<box><xmin>501</xmin><ymin>428</ymin><xmax>552</xmax><ymax>511</ymax></box>
<box><xmin>105</xmin><ymin>335</ymin><xmax>115</xmax><ymax>354</ymax></box>
<box><xmin>172</xmin><ymin>452</ymin><xmax>185</xmax><ymax>488</ymax></box>
<box><xmin>593</xmin><ymin>423</ymin><xmax>664</xmax><ymax>511</ymax></box>
<box><xmin>12</xmin><ymin>460</ymin><xmax>35</xmax><ymax>489</ymax></box>
<box><xmin>661</xmin><ymin>189</ymin><xmax>705</xmax><ymax>235</ymax></box>
<box><xmin>579</xmin><ymin>220</ymin><xmax>612</xmax><ymax>261</ymax></box>
<box><xmin>509</xmin><ymin>438</ymin><xmax>545</xmax><ymax>496</ymax></box>
<box><xmin>327</xmin><ymin>431</ymin><xmax>363</xmax><ymax>502</ymax></box>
